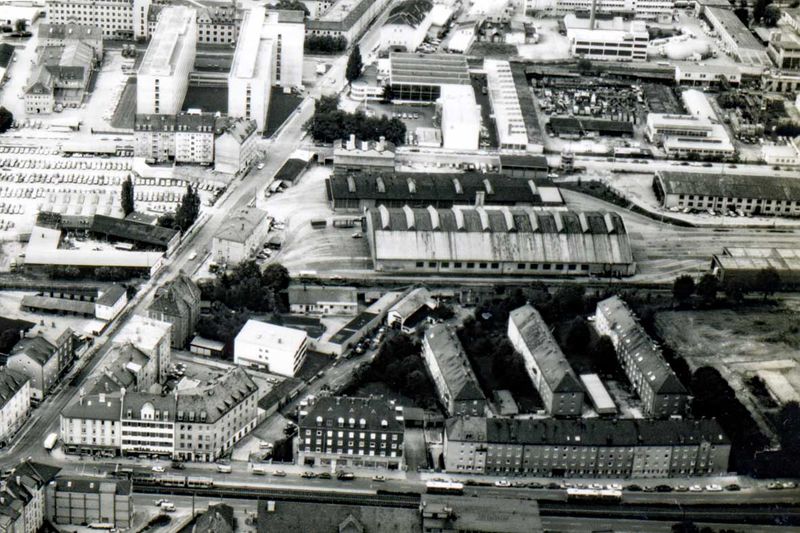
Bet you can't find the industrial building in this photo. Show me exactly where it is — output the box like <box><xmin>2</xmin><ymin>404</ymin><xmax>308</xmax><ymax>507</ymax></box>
<box><xmin>484</xmin><ymin>59</ymin><xmax>532</xmax><ymax>152</ymax></box>
<box><xmin>297</xmin><ymin>396</ymin><xmax>405</xmax><ymax>470</ymax></box>
<box><xmin>508</xmin><ymin>305</ymin><xmax>584</xmax><ymax>416</ymax></box>
<box><xmin>288</xmin><ymin>285</ymin><xmax>359</xmax><ymax>316</ymax></box>
<box><xmin>439</xmin><ymin>85</ymin><xmax>481</xmax><ymax>151</ymax></box>
<box><xmin>711</xmin><ymin>247</ymin><xmax>800</xmax><ymax>287</ymax></box>
<box><xmin>333</xmin><ymin>135</ymin><xmax>396</xmax><ymax>174</ymax></box>
<box><xmin>388</xmin><ymin>52</ymin><xmax>471</xmax><ymax>102</ymax></box>
<box><xmin>645</xmin><ymin>114</ymin><xmax>734</xmax><ymax>159</ymax></box>
<box><xmin>444</xmin><ymin>417</ymin><xmax>730</xmax><ymax>478</ymax></box>
<box><xmin>529</xmin><ymin>0</ymin><xmax>675</xmax><ymax>21</ymax></box>
<box><xmin>326</xmin><ymin>172</ymin><xmax>564</xmax><ymax>210</ymax></box>
<box><xmin>653</xmin><ymin>170</ymin><xmax>800</xmax><ymax>216</ymax></box>
<box><xmin>595</xmin><ymin>296</ymin><xmax>690</xmax><ymax>417</ymax></box>
<box><xmin>229</xmin><ymin>8</ymin><xmax>273</xmax><ymax>133</ymax></box>
<box><xmin>498</xmin><ymin>154</ymin><xmax>549</xmax><ymax>179</ymax></box>
<box><xmin>136</xmin><ymin>6</ymin><xmax>197</xmax><ymax>115</ymax></box>
<box><xmin>703</xmin><ymin>7</ymin><xmax>772</xmax><ymax>67</ymax></box>
<box><xmin>365</xmin><ymin>206</ymin><xmax>636</xmax><ymax>277</ymax></box>
<box><xmin>564</xmin><ymin>14</ymin><xmax>649</xmax><ymax>62</ymax></box>
<box><xmin>674</xmin><ymin>64</ymin><xmax>742</xmax><ymax>87</ymax></box>
<box><xmin>579</xmin><ymin>373</ymin><xmax>617</xmax><ymax>415</ymax></box>
<box><xmin>234</xmin><ymin>319</ymin><xmax>308</xmax><ymax>376</ymax></box>
<box><xmin>422</xmin><ymin>324</ymin><xmax>487</xmax><ymax>417</ymax></box>
<box><xmin>380</xmin><ymin>0</ymin><xmax>434</xmax><ymax>52</ymax></box>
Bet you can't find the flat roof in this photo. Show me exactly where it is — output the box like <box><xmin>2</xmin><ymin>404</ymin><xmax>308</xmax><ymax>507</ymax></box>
<box><xmin>231</xmin><ymin>8</ymin><xmax>270</xmax><ymax>80</ymax></box>
<box><xmin>190</xmin><ymin>335</ymin><xmax>226</xmax><ymax>351</ymax></box>
<box><xmin>579</xmin><ymin>373</ymin><xmax>617</xmax><ymax>414</ymax></box>
<box><xmin>139</xmin><ymin>6</ymin><xmax>195</xmax><ymax>77</ymax></box>
<box><xmin>706</xmin><ymin>7</ymin><xmax>764</xmax><ymax>51</ymax></box>
<box><xmin>714</xmin><ymin>247</ymin><xmax>800</xmax><ymax>273</ymax></box>
<box><xmin>485</xmin><ymin>59</ymin><xmax>528</xmax><ymax>147</ymax></box>
<box><xmin>389</xmin><ymin>52</ymin><xmax>470</xmax><ymax>86</ymax></box>
<box><xmin>236</xmin><ymin>319</ymin><xmax>307</xmax><ymax>348</ymax></box>
<box><xmin>20</xmin><ymin>294</ymin><xmax>95</xmax><ymax>315</ymax></box>
<box><xmin>657</xmin><ymin>171</ymin><xmax>800</xmax><ymax>202</ymax></box>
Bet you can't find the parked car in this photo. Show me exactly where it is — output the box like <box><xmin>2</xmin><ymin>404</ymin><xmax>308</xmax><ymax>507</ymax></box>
<box><xmin>151</xmin><ymin>466</ymin><xmax>165</xmax><ymax>473</ymax></box>
<box><xmin>273</xmin><ymin>470</ymin><xmax>287</xmax><ymax>477</ymax></box>
<box><xmin>688</xmin><ymin>485</ymin><xmax>703</xmax><ymax>492</ymax></box>
<box><xmin>705</xmin><ymin>484</ymin><xmax>723</xmax><ymax>492</ymax></box>
<box><xmin>318</xmin><ymin>472</ymin><xmax>332</xmax><ymax>480</ymax></box>
<box><xmin>494</xmin><ymin>479</ymin><xmax>511</xmax><ymax>488</ymax></box>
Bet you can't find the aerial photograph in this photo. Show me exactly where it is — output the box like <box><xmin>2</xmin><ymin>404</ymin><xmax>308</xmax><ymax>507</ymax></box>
<box><xmin>0</xmin><ymin>0</ymin><xmax>798</xmax><ymax>531</ymax></box>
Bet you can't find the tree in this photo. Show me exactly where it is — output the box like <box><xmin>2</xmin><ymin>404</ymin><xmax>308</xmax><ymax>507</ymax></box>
<box><xmin>723</xmin><ymin>278</ymin><xmax>747</xmax><ymax>303</ymax></box>
<box><xmin>696</xmin><ymin>273</ymin><xmax>719</xmax><ymax>304</ymax></box>
<box><xmin>316</xmin><ymin>95</ymin><xmax>340</xmax><ymax>114</ymax></box>
<box><xmin>672</xmin><ymin>275</ymin><xmax>695</xmax><ymax>304</ymax></box>
<box><xmin>755</xmin><ymin>267</ymin><xmax>781</xmax><ymax>300</ymax></box>
<box><xmin>263</xmin><ymin>263</ymin><xmax>291</xmax><ymax>292</ymax></box>
<box><xmin>13</xmin><ymin>19</ymin><xmax>26</xmax><ymax>32</ymax></box>
<box><xmin>174</xmin><ymin>184</ymin><xmax>201</xmax><ymax>232</ymax></box>
<box><xmin>0</xmin><ymin>107</ymin><xmax>13</xmax><ymax>134</ymax></box>
<box><xmin>752</xmin><ymin>0</ymin><xmax>771</xmax><ymax>22</ymax></box>
<box><xmin>346</xmin><ymin>46</ymin><xmax>363</xmax><ymax>84</ymax></box>
<box><xmin>590</xmin><ymin>335</ymin><xmax>617</xmax><ymax>376</ymax></box>
<box><xmin>563</xmin><ymin>318</ymin><xmax>591</xmax><ymax>353</ymax></box>
<box><xmin>734</xmin><ymin>0</ymin><xmax>749</xmax><ymax>24</ymax></box>
<box><xmin>275</xmin><ymin>0</ymin><xmax>309</xmax><ymax>17</ymax></box>
<box><xmin>763</xmin><ymin>4</ymin><xmax>781</xmax><ymax>26</ymax></box>
<box><xmin>121</xmin><ymin>176</ymin><xmax>134</xmax><ymax>216</ymax></box>
<box><xmin>576</xmin><ymin>58</ymin><xmax>592</xmax><ymax>73</ymax></box>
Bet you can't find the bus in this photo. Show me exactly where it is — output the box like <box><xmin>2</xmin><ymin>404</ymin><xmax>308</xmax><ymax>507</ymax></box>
<box><xmin>88</xmin><ymin>523</ymin><xmax>115</xmax><ymax>530</ymax></box>
<box><xmin>425</xmin><ymin>480</ymin><xmax>465</xmax><ymax>495</ymax></box>
<box><xmin>566</xmin><ymin>488</ymin><xmax>622</xmax><ymax>503</ymax></box>
<box><xmin>43</xmin><ymin>433</ymin><xmax>58</xmax><ymax>452</ymax></box>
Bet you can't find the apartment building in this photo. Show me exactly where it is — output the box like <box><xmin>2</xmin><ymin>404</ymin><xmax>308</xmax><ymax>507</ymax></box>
<box><xmin>46</xmin><ymin>477</ymin><xmax>132</xmax><ymax>529</ymax></box>
<box><xmin>146</xmin><ymin>1</ymin><xmax>239</xmax><ymax>44</ymax></box>
<box><xmin>60</xmin><ymin>392</ymin><xmax>122</xmax><ymax>456</ymax></box>
<box><xmin>444</xmin><ymin>417</ymin><xmax>731</xmax><ymax>478</ymax></box>
<box><xmin>113</xmin><ymin>314</ymin><xmax>172</xmax><ymax>388</ymax></box>
<box><xmin>136</xmin><ymin>6</ymin><xmax>197</xmax><ymax>115</ymax></box>
<box><xmin>263</xmin><ymin>10</ymin><xmax>306</xmax><ymax>88</ymax></box>
<box><xmin>38</xmin><ymin>23</ymin><xmax>104</xmax><ymax>56</ymax></box>
<box><xmin>422</xmin><ymin>324</ymin><xmax>487</xmax><ymax>417</ymax></box>
<box><xmin>234</xmin><ymin>319</ymin><xmax>308</xmax><ymax>376</ymax></box>
<box><xmin>0</xmin><ymin>369</ymin><xmax>31</xmax><ymax>446</ymax></box>
<box><xmin>146</xmin><ymin>274</ymin><xmax>201</xmax><ymax>349</ymax></box>
<box><xmin>0</xmin><ymin>461</ymin><xmax>61</xmax><ymax>533</ymax></box>
<box><xmin>45</xmin><ymin>0</ymin><xmax>145</xmax><ymax>39</ymax></box>
<box><xmin>214</xmin><ymin>117</ymin><xmax>259</xmax><ymax>175</ymax></box>
<box><xmin>229</xmin><ymin>8</ymin><xmax>273</xmax><ymax>133</ymax></box>
<box><xmin>507</xmin><ymin>305</ymin><xmax>584</xmax><ymax>417</ymax></box>
<box><xmin>175</xmin><ymin>112</ymin><xmax>216</xmax><ymax>165</ymax></box>
<box><xmin>297</xmin><ymin>396</ymin><xmax>405</xmax><ymax>470</ymax></box>
<box><xmin>565</xmin><ymin>15</ymin><xmax>649</xmax><ymax>62</ymax></box>
<box><xmin>212</xmin><ymin>206</ymin><xmax>271</xmax><ymax>264</ymax></box>
<box><xmin>594</xmin><ymin>296</ymin><xmax>690</xmax><ymax>417</ymax></box>
<box><xmin>306</xmin><ymin>0</ymin><xmax>392</xmax><ymax>44</ymax></box>
<box><xmin>25</xmin><ymin>38</ymin><xmax>100</xmax><ymax>114</ymax></box>
<box><xmin>120</xmin><ymin>393</ymin><xmax>176</xmax><ymax>458</ymax></box>
<box><xmin>6</xmin><ymin>330</ymin><xmax>75</xmax><ymax>402</ymax></box>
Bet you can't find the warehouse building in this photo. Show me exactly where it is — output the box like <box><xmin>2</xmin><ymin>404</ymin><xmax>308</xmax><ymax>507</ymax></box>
<box><xmin>580</xmin><ymin>373</ymin><xmax>617</xmax><ymax>415</ymax></box>
<box><xmin>333</xmin><ymin>135</ymin><xmax>396</xmax><ymax>174</ymax></box>
<box><xmin>703</xmin><ymin>7</ymin><xmax>772</xmax><ymax>67</ymax></box>
<box><xmin>388</xmin><ymin>52</ymin><xmax>470</xmax><ymax>102</ymax></box>
<box><xmin>653</xmin><ymin>171</ymin><xmax>800</xmax><ymax>216</ymax></box>
<box><xmin>326</xmin><ymin>172</ymin><xmax>564</xmax><ymax>210</ymax></box>
<box><xmin>444</xmin><ymin>417</ymin><xmax>730</xmax><ymax>478</ymax></box>
<box><xmin>645</xmin><ymin>114</ymin><xmax>734</xmax><ymax>159</ymax></box>
<box><xmin>711</xmin><ymin>247</ymin><xmax>800</xmax><ymax>287</ymax></box>
<box><xmin>564</xmin><ymin>15</ymin><xmax>649</xmax><ymax>62</ymax></box>
<box><xmin>498</xmin><ymin>154</ymin><xmax>549</xmax><ymax>179</ymax></box>
<box><xmin>379</xmin><ymin>0</ymin><xmax>434</xmax><ymax>52</ymax></box>
<box><xmin>439</xmin><ymin>85</ymin><xmax>482</xmax><ymax>151</ymax></box>
<box><xmin>508</xmin><ymin>305</ymin><xmax>584</xmax><ymax>416</ymax></box>
<box><xmin>365</xmin><ymin>206</ymin><xmax>636</xmax><ymax>277</ymax></box>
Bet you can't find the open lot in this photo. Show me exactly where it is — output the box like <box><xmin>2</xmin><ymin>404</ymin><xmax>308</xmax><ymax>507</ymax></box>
<box><xmin>111</xmin><ymin>77</ymin><xmax>137</xmax><ymax>129</ymax></box>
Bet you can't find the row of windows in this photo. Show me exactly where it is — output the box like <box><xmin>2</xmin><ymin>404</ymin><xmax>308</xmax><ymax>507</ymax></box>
<box><xmin>412</xmin><ymin>260</ymin><xmax>594</xmax><ymax>272</ymax></box>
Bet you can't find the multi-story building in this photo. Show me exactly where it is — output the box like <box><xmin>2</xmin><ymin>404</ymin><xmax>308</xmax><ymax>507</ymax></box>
<box><xmin>38</xmin><ymin>23</ymin><xmax>104</xmax><ymax>56</ymax></box>
<box><xmin>60</xmin><ymin>392</ymin><xmax>122</xmax><ymax>456</ymax></box>
<box><xmin>645</xmin><ymin>113</ymin><xmax>735</xmax><ymax>159</ymax></box>
<box><xmin>134</xmin><ymin>114</ymin><xmax>176</xmax><ymax>162</ymax></box>
<box><xmin>767</xmin><ymin>27</ymin><xmax>800</xmax><ymax>70</ymax></box>
<box><xmin>306</xmin><ymin>0</ymin><xmax>392</xmax><ymax>45</ymax></box>
<box><xmin>263</xmin><ymin>10</ymin><xmax>306</xmax><ymax>89</ymax></box>
<box><xmin>214</xmin><ymin>117</ymin><xmax>259</xmax><ymax>175</ymax></box>
<box><xmin>332</xmin><ymin>135</ymin><xmax>396</xmax><ymax>175</ymax></box>
<box><xmin>212</xmin><ymin>206</ymin><xmax>271</xmax><ymax>264</ymax></box>
<box><xmin>0</xmin><ymin>461</ymin><xmax>61</xmax><ymax>533</ymax></box>
<box><xmin>0</xmin><ymin>369</ymin><xmax>31</xmax><ymax>446</ymax></box>
<box><xmin>113</xmin><ymin>314</ymin><xmax>172</xmax><ymax>387</ymax></box>
<box><xmin>444</xmin><ymin>417</ymin><xmax>731</xmax><ymax>478</ymax></box>
<box><xmin>297</xmin><ymin>396</ymin><xmax>405</xmax><ymax>470</ymax></box>
<box><xmin>675</xmin><ymin>64</ymin><xmax>742</xmax><ymax>87</ymax></box>
<box><xmin>147</xmin><ymin>274</ymin><xmax>201</xmax><ymax>349</ymax></box>
<box><xmin>136</xmin><ymin>6</ymin><xmax>197</xmax><ymax>115</ymax></box>
<box><xmin>703</xmin><ymin>6</ymin><xmax>772</xmax><ymax>67</ymax></box>
<box><xmin>507</xmin><ymin>305</ymin><xmax>584</xmax><ymax>417</ymax></box>
<box><xmin>25</xmin><ymin>39</ymin><xmax>99</xmax><ymax>114</ymax></box>
<box><xmin>565</xmin><ymin>15</ymin><xmax>649</xmax><ymax>62</ymax></box>
<box><xmin>175</xmin><ymin>112</ymin><xmax>216</xmax><ymax>165</ymax></box>
<box><xmin>229</xmin><ymin>8</ymin><xmax>273</xmax><ymax>133</ymax></box>
<box><xmin>45</xmin><ymin>0</ymin><xmax>145</xmax><ymax>39</ymax></box>
<box><xmin>484</xmin><ymin>59</ymin><xmax>541</xmax><ymax>152</ymax></box>
<box><xmin>379</xmin><ymin>0</ymin><xmax>434</xmax><ymax>52</ymax></box>
<box><xmin>7</xmin><ymin>330</ymin><xmax>75</xmax><ymax>402</ymax></box>
<box><xmin>594</xmin><ymin>296</ymin><xmax>690</xmax><ymax>418</ymax></box>
<box><xmin>529</xmin><ymin>0</ymin><xmax>675</xmax><ymax>21</ymax></box>
<box><xmin>121</xmin><ymin>393</ymin><xmax>176</xmax><ymax>458</ymax></box>
<box><xmin>234</xmin><ymin>319</ymin><xmax>308</xmax><ymax>376</ymax></box>
<box><xmin>422</xmin><ymin>324</ymin><xmax>487</xmax><ymax>417</ymax></box>
<box><xmin>146</xmin><ymin>1</ymin><xmax>239</xmax><ymax>45</ymax></box>
<box><xmin>46</xmin><ymin>477</ymin><xmax>132</xmax><ymax>529</ymax></box>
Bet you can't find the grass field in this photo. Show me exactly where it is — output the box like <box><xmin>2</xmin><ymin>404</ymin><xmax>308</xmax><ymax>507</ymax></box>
<box><xmin>110</xmin><ymin>78</ymin><xmax>136</xmax><ymax>129</ymax></box>
<box><xmin>265</xmin><ymin>90</ymin><xmax>303</xmax><ymax>137</ymax></box>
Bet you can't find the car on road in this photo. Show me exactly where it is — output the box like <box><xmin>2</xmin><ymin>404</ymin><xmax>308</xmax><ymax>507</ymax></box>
<box><xmin>257</xmin><ymin>163</ymin><xmax>265</xmax><ymax>170</ymax></box>
<box><xmin>494</xmin><ymin>479</ymin><xmax>511</xmax><ymax>488</ymax></box>
<box><xmin>782</xmin><ymin>481</ymin><xmax>797</xmax><ymax>489</ymax></box>
<box><xmin>351</xmin><ymin>232</ymin><xmax>363</xmax><ymax>239</ymax></box>
<box><xmin>705</xmin><ymin>484</ymin><xmax>723</xmax><ymax>492</ymax></box>
<box><xmin>607</xmin><ymin>484</ymin><xmax>623</xmax><ymax>491</ymax></box>
<box><xmin>725</xmin><ymin>484</ymin><xmax>741</xmax><ymax>491</ymax></box>
<box><xmin>336</xmin><ymin>472</ymin><xmax>355</xmax><ymax>480</ymax></box>
<box><xmin>655</xmin><ymin>485</ymin><xmax>673</xmax><ymax>493</ymax></box>
<box><xmin>301</xmin><ymin>472</ymin><xmax>316</xmax><ymax>479</ymax></box>
<box><xmin>318</xmin><ymin>472</ymin><xmax>332</xmax><ymax>480</ymax></box>
<box><xmin>688</xmin><ymin>485</ymin><xmax>703</xmax><ymax>492</ymax></box>
<box><xmin>626</xmin><ymin>484</ymin><xmax>642</xmax><ymax>491</ymax></box>
<box><xmin>767</xmin><ymin>482</ymin><xmax>783</xmax><ymax>490</ymax></box>
<box><xmin>273</xmin><ymin>470</ymin><xmax>287</xmax><ymax>477</ymax></box>
<box><xmin>154</xmin><ymin>499</ymin><xmax>168</xmax><ymax>506</ymax></box>
<box><xmin>675</xmin><ymin>485</ymin><xmax>689</xmax><ymax>492</ymax></box>
<box><xmin>152</xmin><ymin>466</ymin><xmax>165</xmax><ymax>473</ymax></box>
<box><xmin>170</xmin><ymin>462</ymin><xmax>185</xmax><ymax>470</ymax></box>
<box><xmin>372</xmin><ymin>475</ymin><xmax>385</xmax><ymax>482</ymax></box>
<box><xmin>216</xmin><ymin>465</ymin><xmax>232</xmax><ymax>474</ymax></box>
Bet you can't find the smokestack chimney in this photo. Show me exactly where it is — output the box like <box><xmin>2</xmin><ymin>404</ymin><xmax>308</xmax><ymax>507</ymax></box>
<box><xmin>348</xmin><ymin>134</ymin><xmax>356</xmax><ymax>150</ymax></box>
<box><xmin>589</xmin><ymin>0</ymin><xmax>597</xmax><ymax>30</ymax></box>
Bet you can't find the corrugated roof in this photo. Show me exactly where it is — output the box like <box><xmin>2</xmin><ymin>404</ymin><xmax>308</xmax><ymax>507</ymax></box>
<box><xmin>389</xmin><ymin>52</ymin><xmax>470</xmax><ymax>86</ymax></box>
<box><xmin>508</xmin><ymin>305</ymin><xmax>583</xmax><ymax>394</ymax></box>
<box><xmin>385</xmin><ymin>0</ymin><xmax>432</xmax><ymax>27</ymax></box>
<box><xmin>20</xmin><ymin>294</ymin><xmax>95</xmax><ymax>316</ymax></box>
<box><xmin>715</xmin><ymin>247</ymin><xmax>800</xmax><ymax>273</ymax></box>
<box><xmin>657</xmin><ymin>171</ymin><xmax>800</xmax><ymax>203</ymax></box>
<box><xmin>424</xmin><ymin>324</ymin><xmax>486</xmax><ymax>403</ymax></box>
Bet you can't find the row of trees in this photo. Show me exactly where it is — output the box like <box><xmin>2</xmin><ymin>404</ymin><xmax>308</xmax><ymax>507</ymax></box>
<box><xmin>305</xmin><ymin>35</ymin><xmax>347</xmax><ymax>54</ymax></box>
<box><xmin>201</xmin><ymin>260</ymin><xmax>291</xmax><ymax>313</ymax></box>
<box><xmin>308</xmin><ymin>95</ymin><xmax>406</xmax><ymax>145</ymax></box>
<box><xmin>672</xmin><ymin>268</ymin><xmax>782</xmax><ymax>306</ymax></box>
<box><xmin>735</xmin><ymin>0</ymin><xmax>783</xmax><ymax>27</ymax></box>
<box><xmin>0</xmin><ymin>107</ymin><xmax>13</xmax><ymax>134</ymax></box>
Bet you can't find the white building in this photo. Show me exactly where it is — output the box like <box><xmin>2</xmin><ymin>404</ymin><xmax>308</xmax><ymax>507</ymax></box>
<box><xmin>484</xmin><ymin>59</ymin><xmax>530</xmax><ymax>152</ymax></box>
<box><xmin>762</xmin><ymin>138</ymin><xmax>800</xmax><ymax>167</ymax></box>
<box><xmin>0</xmin><ymin>368</ymin><xmax>31</xmax><ymax>445</ymax></box>
<box><xmin>229</xmin><ymin>8</ymin><xmax>273</xmax><ymax>133</ymax></box>
<box><xmin>95</xmin><ymin>285</ymin><xmax>128</xmax><ymax>321</ymax></box>
<box><xmin>263</xmin><ymin>9</ymin><xmax>305</xmax><ymax>89</ymax></box>
<box><xmin>439</xmin><ymin>84</ymin><xmax>481</xmax><ymax>151</ymax></box>
<box><xmin>174</xmin><ymin>112</ymin><xmax>216</xmax><ymax>165</ymax></box>
<box><xmin>565</xmin><ymin>14</ymin><xmax>648</xmax><ymax>62</ymax></box>
<box><xmin>234</xmin><ymin>320</ymin><xmax>308</xmax><ymax>376</ymax></box>
<box><xmin>60</xmin><ymin>392</ymin><xmax>122</xmax><ymax>456</ymax></box>
<box><xmin>675</xmin><ymin>64</ymin><xmax>742</xmax><ymax>87</ymax></box>
<box><xmin>214</xmin><ymin>117</ymin><xmax>259</xmax><ymax>174</ymax></box>
<box><xmin>646</xmin><ymin>113</ymin><xmax>734</xmax><ymax>159</ymax></box>
<box><xmin>113</xmin><ymin>315</ymin><xmax>172</xmax><ymax>387</ymax></box>
<box><xmin>306</xmin><ymin>0</ymin><xmax>392</xmax><ymax>45</ymax></box>
<box><xmin>531</xmin><ymin>0</ymin><xmax>674</xmax><ymax>21</ymax></box>
<box><xmin>212</xmin><ymin>206</ymin><xmax>271</xmax><ymax>264</ymax></box>
<box><xmin>45</xmin><ymin>0</ymin><xmax>148</xmax><ymax>39</ymax></box>
<box><xmin>446</xmin><ymin>19</ymin><xmax>479</xmax><ymax>53</ymax></box>
<box><xmin>380</xmin><ymin>0</ymin><xmax>434</xmax><ymax>52</ymax></box>
<box><xmin>136</xmin><ymin>6</ymin><xmax>197</xmax><ymax>115</ymax></box>
<box><xmin>288</xmin><ymin>285</ymin><xmax>359</xmax><ymax>316</ymax></box>
<box><xmin>121</xmin><ymin>393</ymin><xmax>175</xmax><ymax>458</ymax></box>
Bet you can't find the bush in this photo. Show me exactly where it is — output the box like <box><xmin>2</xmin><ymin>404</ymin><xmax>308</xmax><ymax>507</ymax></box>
<box><xmin>309</xmin><ymin>95</ymin><xmax>406</xmax><ymax>145</ymax></box>
<box><xmin>305</xmin><ymin>35</ymin><xmax>347</xmax><ymax>54</ymax></box>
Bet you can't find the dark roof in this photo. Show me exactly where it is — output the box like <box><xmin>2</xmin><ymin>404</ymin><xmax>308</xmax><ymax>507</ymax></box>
<box><xmin>52</xmin><ymin>476</ymin><xmax>132</xmax><ymax>495</ymax></box>
<box><xmin>508</xmin><ymin>305</ymin><xmax>583</xmax><ymax>394</ymax></box>
<box><xmin>135</xmin><ymin>114</ymin><xmax>176</xmax><ymax>132</ymax></box>
<box><xmin>274</xmin><ymin>158</ymin><xmax>308</xmax><ymax>183</ymax></box>
<box><xmin>195</xmin><ymin>503</ymin><xmax>235</xmax><ymax>533</ymax></box>
<box><xmin>271</xmin><ymin>9</ymin><xmax>306</xmax><ymax>23</ymax></box>
<box><xmin>424</xmin><ymin>324</ymin><xmax>486</xmax><ymax>403</ymax></box>
<box><xmin>657</xmin><ymin>171</ymin><xmax>800</xmax><ymax>203</ymax></box>
<box><xmin>596</xmin><ymin>296</ymin><xmax>687</xmax><ymax>395</ymax></box>
<box><xmin>0</xmin><ymin>44</ymin><xmax>14</xmax><ymax>69</ymax></box>
<box><xmin>510</xmin><ymin>63</ymin><xmax>543</xmax><ymax>145</ymax></box>
<box><xmin>176</xmin><ymin>112</ymin><xmax>215</xmax><ymax>133</ymax></box>
<box><xmin>446</xmin><ymin>417</ymin><xmax>730</xmax><ymax>447</ymax></box>
<box><xmin>389</xmin><ymin>52</ymin><xmax>470</xmax><ymax>86</ymax></box>
<box><xmin>386</xmin><ymin>0</ymin><xmax>433</xmax><ymax>27</ymax></box>
<box><xmin>306</xmin><ymin>0</ymin><xmax>376</xmax><ymax>32</ymax></box>
<box><xmin>329</xmin><ymin>311</ymin><xmax>379</xmax><ymax>344</ymax></box>
<box><xmin>96</xmin><ymin>284</ymin><xmax>127</xmax><ymax>307</ymax></box>
<box><xmin>61</xmin><ymin>393</ymin><xmax>122</xmax><ymax>421</ymax></box>
<box><xmin>499</xmin><ymin>154</ymin><xmax>548</xmax><ymax>171</ymax></box>
<box><xmin>0</xmin><ymin>369</ymin><xmax>29</xmax><ymax>409</ymax></box>
<box><xmin>91</xmin><ymin>214</ymin><xmax>178</xmax><ymax>249</ymax></box>
<box><xmin>123</xmin><ymin>392</ymin><xmax>177</xmax><ymax>421</ymax></box>
<box><xmin>550</xmin><ymin>116</ymin><xmax>634</xmax><ymax>135</ymax></box>
<box><xmin>176</xmin><ymin>367</ymin><xmax>258</xmax><ymax>424</ymax></box>
<box><xmin>288</xmin><ymin>285</ymin><xmax>358</xmax><ymax>306</ymax></box>
<box><xmin>328</xmin><ymin>172</ymin><xmax>560</xmax><ymax>205</ymax></box>
<box><xmin>258</xmin><ymin>376</ymin><xmax>304</xmax><ymax>411</ymax></box>
<box><xmin>257</xmin><ymin>500</ymin><xmax>421</xmax><ymax>533</ymax></box>
<box><xmin>148</xmin><ymin>274</ymin><xmax>200</xmax><ymax>317</ymax></box>
<box><xmin>9</xmin><ymin>336</ymin><xmax>56</xmax><ymax>367</ymax></box>
<box><xmin>300</xmin><ymin>396</ymin><xmax>404</xmax><ymax>433</ymax></box>
<box><xmin>20</xmin><ymin>294</ymin><xmax>95</xmax><ymax>315</ymax></box>
<box><xmin>421</xmin><ymin>495</ymin><xmax>541</xmax><ymax>533</ymax></box>
<box><xmin>38</xmin><ymin>23</ymin><xmax>102</xmax><ymax>42</ymax></box>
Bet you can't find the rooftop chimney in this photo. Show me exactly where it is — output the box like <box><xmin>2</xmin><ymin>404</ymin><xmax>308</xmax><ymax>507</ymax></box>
<box><xmin>347</xmin><ymin>134</ymin><xmax>356</xmax><ymax>150</ymax></box>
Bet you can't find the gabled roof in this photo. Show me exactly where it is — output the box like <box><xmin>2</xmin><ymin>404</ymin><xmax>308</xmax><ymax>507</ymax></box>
<box><xmin>0</xmin><ymin>369</ymin><xmax>29</xmax><ymax>409</ymax></box>
<box><xmin>385</xmin><ymin>0</ymin><xmax>432</xmax><ymax>27</ymax></box>
<box><xmin>214</xmin><ymin>207</ymin><xmax>268</xmax><ymax>243</ymax></box>
<box><xmin>424</xmin><ymin>324</ymin><xmax>486</xmax><ymax>404</ymax></box>
<box><xmin>175</xmin><ymin>367</ymin><xmax>258</xmax><ymax>424</ymax></box>
<box><xmin>9</xmin><ymin>336</ymin><xmax>56</xmax><ymax>367</ymax></box>
<box><xmin>148</xmin><ymin>274</ymin><xmax>200</xmax><ymax>317</ymax></box>
<box><xmin>301</xmin><ymin>396</ymin><xmax>403</xmax><ymax>433</ymax></box>
<box><xmin>195</xmin><ymin>503</ymin><xmax>235</xmax><ymax>533</ymax></box>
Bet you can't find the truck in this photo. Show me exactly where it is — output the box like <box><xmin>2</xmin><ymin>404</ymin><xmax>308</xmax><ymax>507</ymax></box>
<box><xmin>160</xmin><ymin>502</ymin><xmax>176</xmax><ymax>512</ymax></box>
<box><xmin>43</xmin><ymin>432</ymin><xmax>58</xmax><ymax>452</ymax></box>
<box><xmin>251</xmin><ymin>465</ymin><xmax>267</xmax><ymax>475</ymax></box>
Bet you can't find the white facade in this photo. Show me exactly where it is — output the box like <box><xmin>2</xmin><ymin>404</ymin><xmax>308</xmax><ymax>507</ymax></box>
<box><xmin>175</xmin><ymin>129</ymin><xmax>215</xmax><ymax>165</ymax></box>
<box><xmin>263</xmin><ymin>10</ymin><xmax>305</xmax><ymax>88</ymax></box>
<box><xmin>136</xmin><ymin>6</ymin><xmax>197</xmax><ymax>115</ymax></box>
<box><xmin>0</xmin><ymin>370</ymin><xmax>31</xmax><ymax>444</ymax></box>
<box><xmin>380</xmin><ymin>11</ymin><xmax>434</xmax><ymax>52</ymax></box>
<box><xmin>234</xmin><ymin>320</ymin><xmax>308</xmax><ymax>376</ymax></box>
<box><xmin>214</xmin><ymin>119</ymin><xmax>259</xmax><ymax>174</ymax></box>
<box><xmin>530</xmin><ymin>0</ymin><xmax>674</xmax><ymax>20</ymax></box>
<box><xmin>121</xmin><ymin>399</ymin><xmax>175</xmax><ymax>457</ymax></box>
<box><xmin>484</xmin><ymin>59</ymin><xmax>529</xmax><ymax>152</ymax></box>
<box><xmin>646</xmin><ymin>112</ymin><xmax>734</xmax><ymax>158</ymax></box>
<box><xmin>95</xmin><ymin>289</ymin><xmax>127</xmax><ymax>321</ymax></box>
<box><xmin>212</xmin><ymin>207</ymin><xmax>271</xmax><ymax>264</ymax></box>
<box><xmin>60</xmin><ymin>393</ymin><xmax>122</xmax><ymax>453</ymax></box>
<box><xmin>113</xmin><ymin>315</ymin><xmax>172</xmax><ymax>386</ymax></box>
<box><xmin>439</xmin><ymin>85</ymin><xmax>481</xmax><ymax>151</ymax></box>
<box><xmin>762</xmin><ymin>140</ymin><xmax>800</xmax><ymax>167</ymax></box>
<box><xmin>46</xmin><ymin>0</ymin><xmax>150</xmax><ymax>38</ymax></box>
<box><xmin>565</xmin><ymin>15</ymin><xmax>648</xmax><ymax>62</ymax></box>
<box><xmin>229</xmin><ymin>8</ymin><xmax>273</xmax><ymax>133</ymax></box>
